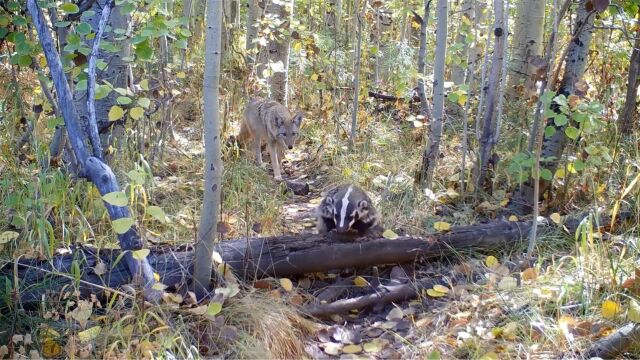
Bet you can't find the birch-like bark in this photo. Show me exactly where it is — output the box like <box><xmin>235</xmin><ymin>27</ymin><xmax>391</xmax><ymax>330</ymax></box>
<box><xmin>419</xmin><ymin>0</ymin><xmax>447</xmax><ymax>189</ymax></box>
<box><xmin>194</xmin><ymin>0</ymin><xmax>224</xmax><ymax>298</ymax></box>
<box><xmin>451</xmin><ymin>0</ymin><xmax>475</xmax><ymax>85</ymax></box>
<box><xmin>245</xmin><ymin>0</ymin><xmax>263</xmax><ymax>68</ymax></box>
<box><xmin>507</xmin><ymin>0</ymin><xmax>545</xmax><ymax>94</ymax></box>
<box><xmin>417</xmin><ymin>0</ymin><xmax>433</xmax><ymax>119</ymax></box>
<box><xmin>265</xmin><ymin>0</ymin><xmax>294</xmax><ymax>105</ymax></box>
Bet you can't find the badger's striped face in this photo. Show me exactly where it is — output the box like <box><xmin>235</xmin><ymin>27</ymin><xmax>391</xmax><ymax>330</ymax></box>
<box><xmin>333</xmin><ymin>186</ymin><xmax>369</xmax><ymax>233</ymax></box>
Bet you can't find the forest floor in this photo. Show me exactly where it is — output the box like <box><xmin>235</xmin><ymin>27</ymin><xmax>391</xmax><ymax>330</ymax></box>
<box><xmin>146</xmin><ymin>110</ymin><xmax>633</xmax><ymax>359</ymax></box>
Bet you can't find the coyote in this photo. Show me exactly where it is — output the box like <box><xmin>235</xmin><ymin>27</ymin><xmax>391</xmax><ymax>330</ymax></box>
<box><xmin>239</xmin><ymin>98</ymin><xmax>303</xmax><ymax>180</ymax></box>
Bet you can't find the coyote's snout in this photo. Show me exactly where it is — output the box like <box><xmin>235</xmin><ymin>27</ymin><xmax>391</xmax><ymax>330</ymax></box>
<box><xmin>239</xmin><ymin>98</ymin><xmax>303</xmax><ymax>180</ymax></box>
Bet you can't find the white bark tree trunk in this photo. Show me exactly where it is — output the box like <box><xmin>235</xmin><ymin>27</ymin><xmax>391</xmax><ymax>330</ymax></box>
<box><xmin>451</xmin><ymin>0</ymin><xmax>475</xmax><ymax>85</ymax></box>
<box><xmin>245</xmin><ymin>0</ymin><xmax>263</xmax><ymax>68</ymax></box>
<box><xmin>194</xmin><ymin>0</ymin><xmax>224</xmax><ymax>298</ymax></box>
<box><xmin>419</xmin><ymin>0</ymin><xmax>447</xmax><ymax>189</ymax></box>
<box><xmin>508</xmin><ymin>0</ymin><xmax>545</xmax><ymax>96</ymax></box>
<box><xmin>350</xmin><ymin>0</ymin><xmax>363</xmax><ymax>146</ymax></box>
<box><xmin>265</xmin><ymin>0</ymin><xmax>294</xmax><ymax>105</ymax></box>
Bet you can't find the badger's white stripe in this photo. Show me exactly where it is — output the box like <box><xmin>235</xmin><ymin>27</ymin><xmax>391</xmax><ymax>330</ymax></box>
<box><xmin>338</xmin><ymin>186</ymin><xmax>353</xmax><ymax>228</ymax></box>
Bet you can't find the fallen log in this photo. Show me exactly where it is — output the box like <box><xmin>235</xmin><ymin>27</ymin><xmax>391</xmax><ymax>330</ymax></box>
<box><xmin>585</xmin><ymin>322</ymin><xmax>640</xmax><ymax>358</ymax></box>
<box><xmin>2</xmin><ymin>212</ymin><xmax>629</xmax><ymax>306</ymax></box>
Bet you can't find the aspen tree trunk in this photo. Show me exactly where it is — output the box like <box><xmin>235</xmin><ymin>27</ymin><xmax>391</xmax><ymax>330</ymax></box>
<box><xmin>475</xmin><ymin>0</ymin><xmax>506</xmax><ymax>191</ymax></box>
<box><xmin>350</xmin><ymin>0</ymin><xmax>363</xmax><ymax>146</ymax></box>
<box><xmin>419</xmin><ymin>0</ymin><xmax>447</xmax><ymax>189</ymax></box>
<box><xmin>451</xmin><ymin>0</ymin><xmax>475</xmax><ymax>85</ymax></box>
<box><xmin>508</xmin><ymin>0</ymin><xmax>545</xmax><ymax>95</ymax></box>
<box><xmin>181</xmin><ymin>0</ymin><xmax>194</xmax><ymax>69</ymax></box>
<box><xmin>194</xmin><ymin>0</ymin><xmax>224</xmax><ymax>298</ymax></box>
<box><xmin>417</xmin><ymin>0</ymin><xmax>432</xmax><ymax>118</ymax></box>
<box><xmin>72</xmin><ymin>0</ymin><xmax>130</xmax><ymax>156</ymax></box>
<box><xmin>245</xmin><ymin>0</ymin><xmax>263</xmax><ymax>68</ymax></box>
<box><xmin>514</xmin><ymin>0</ymin><xmax>597</xmax><ymax>214</ymax></box>
<box><xmin>619</xmin><ymin>10</ymin><xmax>640</xmax><ymax>135</ymax></box>
<box><xmin>265</xmin><ymin>0</ymin><xmax>294</xmax><ymax>105</ymax></box>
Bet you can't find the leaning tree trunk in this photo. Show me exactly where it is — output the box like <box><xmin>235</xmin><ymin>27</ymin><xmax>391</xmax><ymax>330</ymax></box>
<box><xmin>245</xmin><ymin>0</ymin><xmax>263</xmax><ymax>68</ymax></box>
<box><xmin>475</xmin><ymin>0</ymin><xmax>506</xmax><ymax>192</ymax></box>
<box><xmin>26</xmin><ymin>0</ymin><xmax>160</xmax><ymax>302</ymax></box>
<box><xmin>265</xmin><ymin>0</ymin><xmax>294</xmax><ymax>105</ymax></box>
<box><xmin>619</xmin><ymin>9</ymin><xmax>640</xmax><ymax>135</ymax></box>
<box><xmin>513</xmin><ymin>0</ymin><xmax>598</xmax><ymax>214</ymax></box>
<box><xmin>193</xmin><ymin>0</ymin><xmax>224</xmax><ymax>298</ymax></box>
<box><xmin>450</xmin><ymin>0</ymin><xmax>475</xmax><ymax>85</ymax></box>
<box><xmin>507</xmin><ymin>0</ymin><xmax>545</xmax><ymax>96</ymax></box>
<box><xmin>419</xmin><ymin>0</ymin><xmax>447</xmax><ymax>189</ymax></box>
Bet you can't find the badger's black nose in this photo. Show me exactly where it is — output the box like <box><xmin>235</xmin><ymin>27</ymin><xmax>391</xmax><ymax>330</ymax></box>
<box><xmin>288</xmin><ymin>145</ymin><xmax>293</xmax><ymax>149</ymax></box>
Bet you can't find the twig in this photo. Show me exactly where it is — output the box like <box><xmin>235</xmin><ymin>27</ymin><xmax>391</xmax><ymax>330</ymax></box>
<box><xmin>86</xmin><ymin>0</ymin><xmax>115</xmax><ymax>160</ymax></box>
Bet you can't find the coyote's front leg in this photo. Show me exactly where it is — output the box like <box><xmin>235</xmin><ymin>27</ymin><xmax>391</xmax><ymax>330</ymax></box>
<box><xmin>267</xmin><ymin>141</ymin><xmax>282</xmax><ymax>180</ymax></box>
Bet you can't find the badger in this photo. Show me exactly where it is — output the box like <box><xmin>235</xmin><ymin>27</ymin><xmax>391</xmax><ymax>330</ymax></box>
<box><xmin>316</xmin><ymin>184</ymin><xmax>380</xmax><ymax>236</ymax></box>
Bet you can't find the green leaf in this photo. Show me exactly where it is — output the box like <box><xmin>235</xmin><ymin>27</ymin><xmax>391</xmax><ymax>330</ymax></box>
<box><xmin>0</xmin><ymin>15</ymin><xmax>9</xmax><ymax>27</ymax></box>
<box><xmin>573</xmin><ymin>159</ymin><xmax>586</xmax><ymax>172</ymax></box>
<box><xmin>137</xmin><ymin>97</ymin><xmax>151</xmax><ymax>108</ymax></box>
<box><xmin>15</xmin><ymin>55</ymin><xmax>32</xmax><ymax>67</ymax></box>
<box><xmin>135</xmin><ymin>40</ymin><xmax>153</xmax><ymax>60</ymax></box>
<box><xmin>95</xmin><ymin>85</ymin><xmax>111</xmax><ymax>100</ymax></box>
<box><xmin>629</xmin><ymin>300</ymin><xmax>640</xmax><ymax>323</ymax></box>
<box><xmin>554</xmin><ymin>114</ymin><xmax>568</xmax><ymax>127</ymax></box>
<box><xmin>565</xmin><ymin>126</ymin><xmax>579</xmax><ymax>139</ymax></box>
<box><xmin>102</xmin><ymin>191</ymin><xmax>128</xmax><ymax>206</ymax></box>
<box><xmin>127</xmin><ymin>169</ymin><xmax>146</xmax><ymax>185</ymax></box>
<box><xmin>544</xmin><ymin>125</ymin><xmax>556</xmax><ymax>138</ymax></box>
<box><xmin>108</xmin><ymin>106</ymin><xmax>125</xmax><ymax>121</ymax></box>
<box><xmin>146</xmin><ymin>206</ymin><xmax>167</xmax><ymax>223</ymax></box>
<box><xmin>76</xmin><ymin>79</ymin><xmax>87</xmax><ymax>91</ymax></box>
<box><xmin>76</xmin><ymin>22</ymin><xmax>92</xmax><ymax>35</ymax></box>
<box><xmin>112</xmin><ymin>217</ymin><xmax>134</xmax><ymax>234</ymax></box>
<box><xmin>129</xmin><ymin>107</ymin><xmax>145</xmax><ymax>120</ymax></box>
<box><xmin>60</xmin><ymin>3</ymin><xmax>80</xmax><ymax>14</ymax></box>
<box><xmin>0</xmin><ymin>28</ymin><xmax>8</xmax><ymax>39</ymax></box>
<box><xmin>206</xmin><ymin>302</ymin><xmax>222</xmax><ymax>316</ymax></box>
<box><xmin>116</xmin><ymin>96</ymin><xmax>132</xmax><ymax>105</ymax></box>
<box><xmin>540</xmin><ymin>168</ymin><xmax>553</xmax><ymax>181</ymax></box>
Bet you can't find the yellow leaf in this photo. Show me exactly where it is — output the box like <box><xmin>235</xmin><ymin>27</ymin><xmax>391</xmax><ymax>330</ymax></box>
<box><xmin>78</xmin><ymin>326</ymin><xmax>101</xmax><ymax>342</ymax></box>
<box><xmin>108</xmin><ymin>105</ymin><xmax>124</xmax><ymax>121</ymax></box>
<box><xmin>500</xmin><ymin>198</ymin><xmax>509</xmax><ymax>206</ymax></box>
<box><xmin>550</xmin><ymin>213</ymin><xmax>562</xmax><ymax>224</ymax></box>
<box><xmin>382</xmin><ymin>229</ymin><xmax>398</xmax><ymax>239</ymax></box>
<box><xmin>508</xmin><ymin>215</ymin><xmax>518</xmax><ymax>222</ymax></box>
<box><xmin>140</xmin><ymin>79</ymin><xmax>149</xmax><ymax>91</ymax></box>
<box><xmin>426</xmin><ymin>289</ymin><xmax>446</xmax><ymax>297</ymax></box>
<box><xmin>602</xmin><ymin>300</ymin><xmax>622</xmax><ymax>319</ymax></box>
<box><xmin>555</xmin><ymin>168</ymin><xmax>566</xmax><ymax>179</ymax></box>
<box><xmin>342</xmin><ymin>344</ymin><xmax>363</xmax><ymax>354</ymax></box>
<box><xmin>433</xmin><ymin>284</ymin><xmax>449</xmax><ymax>293</ymax></box>
<box><xmin>485</xmin><ymin>255</ymin><xmax>499</xmax><ymax>268</ymax></box>
<box><xmin>363</xmin><ymin>341</ymin><xmax>382</xmax><ymax>353</ymax></box>
<box><xmin>433</xmin><ymin>222</ymin><xmax>451</xmax><ymax>231</ymax></box>
<box><xmin>153</xmin><ymin>272</ymin><xmax>160</xmax><ymax>281</ymax></box>
<box><xmin>310</xmin><ymin>73</ymin><xmax>319</xmax><ymax>81</ymax></box>
<box><xmin>130</xmin><ymin>107</ymin><xmax>145</xmax><ymax>120</ymax></box>
<box><xmin>502</xmin><ymin>321</ymin><xmax>518</xmax><ymax>340</ymax></box>
<box><xmin>0</xmin><ymin>231</ymin><xmax>19</xmax><ymax>244</ymax></box>
<box><xmin>39</xmin><ymin>56</ymin><xmax>47</xmax><ymax>68</ymax></box>
<box><xmin>112</xmin><ymin>217</ymin><xmax>134</xmax><ymax>234</ymax></box>
<box><xmin>293</xmin><ymin>42</ymin><xmax>302</xmax><ymax>52</ymax></box>
<box><xmin>629</xmin><ymin>300</ymin><xmax>640</xmax><ymax>323</ymax></box>
<box><xmin>132</xmin><ymin>248</ymin><xmax>150</xmax><ymax>260</ymax></box>
<box><xmin>176</xmin><ymin>71</ymin><xmax>186</xmax><ymax>79</ymax></box>
<box><xmin>479</xmin><ymin>352</ymin><xmax>499</xmax><ymax>360</ymax></box>
<box><xmin>354</xmin><ymin>276</ymin><xmax>368</xmax><ymax>288</ymax></box>
<box><xmin>152</xmin><ymin>283</ymin><xmax>167</xmax><ymax>291</ymax></box>
<box><xmin>42</xmin><ymin>339</ymin><xmax>63</xmax><ymax>358</ymax></box>
<box><xmin>279</xmin><ymin>278</ymin><xmax>293</xmax><ymax>291</ymax></box>
<box><xmin>206</xmin><ymin>302</ymin><xmax>222</xmax><ymax>316</ymax></box>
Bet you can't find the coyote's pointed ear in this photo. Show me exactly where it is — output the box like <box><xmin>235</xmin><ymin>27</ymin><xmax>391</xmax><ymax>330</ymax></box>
<box><xmin>292</xmin><ymin>111</ymin><xmax>303</xmax><ymax>127</ymax></box>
